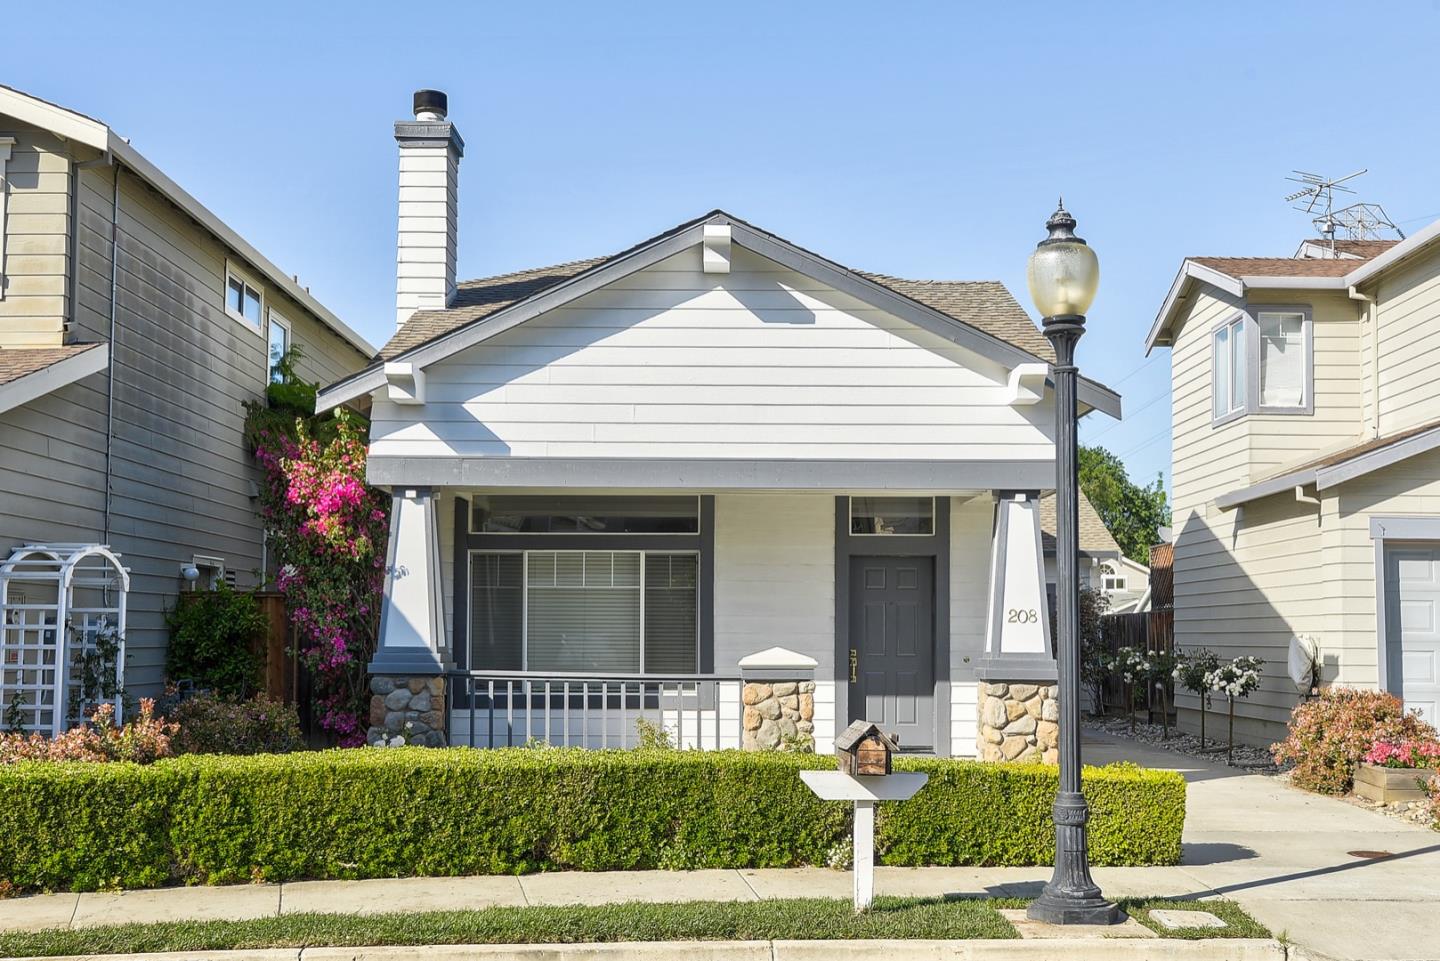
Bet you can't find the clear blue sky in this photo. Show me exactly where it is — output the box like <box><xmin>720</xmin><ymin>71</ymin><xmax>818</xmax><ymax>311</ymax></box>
<box><xmin>9</xmin><ymin>1</ymin><xmax>1440</xmax><ymax>493</ymax></box>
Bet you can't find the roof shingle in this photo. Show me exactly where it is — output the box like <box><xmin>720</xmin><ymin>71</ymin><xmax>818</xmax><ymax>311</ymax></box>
<box><xmin>1038</xmin><ymin>490</ymin><xmax>1122</xmax><ymax>556</ymax></box>
<box><xmin>0</xmin><ymin>344</ymin><xmax>103</xmax><ymax>387</ymax></box>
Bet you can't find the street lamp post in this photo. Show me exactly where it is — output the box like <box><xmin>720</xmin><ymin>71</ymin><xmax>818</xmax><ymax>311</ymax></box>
<box><xmin>1025</xmin><ymin>202</ymin><xmax>1120</xmax><ymax>926</ymax></box>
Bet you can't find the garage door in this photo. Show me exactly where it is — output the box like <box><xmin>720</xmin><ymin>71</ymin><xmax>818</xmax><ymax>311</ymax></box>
<box><xmin>1383</xmin><ymin>545</ymin><xmax>1440</xmax><ymax>724</ymax></box>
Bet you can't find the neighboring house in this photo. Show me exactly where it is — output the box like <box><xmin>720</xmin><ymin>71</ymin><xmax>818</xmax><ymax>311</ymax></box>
<box><xmin>1147</xmin><ymin>224</ymin><xmax>1440</xmax><ymax>744</ymax></box>
<box><xmin>0</xmin><ymin>86</ymin><xmax>374</xmax><ymax>729</ymax></box>
<box><xmin>1037</xmin><ymin>490</ymin><xmax>1126</xmax><ymax>601</ymax></box>
<box><xmin>1097</xmin><ymin>554</ymin><xmax>1151</xmax><ymax>614</ymax></box>
<box><xmin>317</xmin><ymin>92</ymin><xmax>1121</xmax><ymax>757</ymax></box>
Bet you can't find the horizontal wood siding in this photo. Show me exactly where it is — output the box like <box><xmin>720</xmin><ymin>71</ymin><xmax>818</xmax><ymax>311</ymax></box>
<box><xmin>1373</xmin><ymin>246</ymin><xmax>1440</xmax><ymax>436</ymax></box>
<box><xmin>0</xmin><ymin>124</ymin><xmax>70</xmax><ymax>347</ymax></box>
<box><xmin>1170</xmin><ymin>289</ymin><xmax>1249</xmax><ymax>518</ymax></box>
<box><xmin>369</xmin><ymin>246</ymin><xmax>1055</xmax><ymax>461</ymax></box>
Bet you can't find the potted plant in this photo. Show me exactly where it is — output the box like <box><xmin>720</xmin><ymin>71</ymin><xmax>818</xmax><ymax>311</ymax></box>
<box><xmin>1354</xmin><ymin>739</ymin><xmax>1440</xmax><ymax>804</ymax></box>
<box><xmin>1207</xmin><ymin>655</ymin><xmax>1264</xmax><ymax>763</ymax></box>
<box><xmin>1174</xmin><ymin>648</ymin><xmax>1219</xmax><ymax>747</ymax></box>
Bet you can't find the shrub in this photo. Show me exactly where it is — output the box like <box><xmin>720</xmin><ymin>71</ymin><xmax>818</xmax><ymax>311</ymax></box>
<box><xmin>0</xmin><ymin>700</ymin><xmax>176</xmax><ymax>765</ymax></box>
<box><xmin>166</xmin><ymin>585</ymin><xmax>268</xmax><ymax>698</ymax></box>
<box><xmin>0</xmin><ymin>748</ymin><xmax>1185</xmax><ymax>892</ymax></box>
<box><xmin>171</xmin><ymin>695</ymin><xmax>304</xmax><ymax>756</ymax></box>
<box><xmin>1271</xmin><ymin>688</ymin><xmax>1438</xmax><ymax>794</ymax></box>
<box><xmin>1362</xmin><ymin>739</ymin><xmax>1440</xmax><ymax>769</ymax></box>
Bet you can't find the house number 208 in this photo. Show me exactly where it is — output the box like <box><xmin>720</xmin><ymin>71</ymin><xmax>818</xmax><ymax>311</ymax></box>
<box><xmin>1007</xmin><ymin>609</ymin><xmax>1039</xmax><ymax>624</ymax></box>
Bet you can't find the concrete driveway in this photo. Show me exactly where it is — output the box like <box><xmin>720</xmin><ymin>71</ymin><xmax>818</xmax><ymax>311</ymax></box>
<box><xmin>1082</xmin><ymin>731</ymin><xmax>1440</xmax><ymax>961</ymax></box>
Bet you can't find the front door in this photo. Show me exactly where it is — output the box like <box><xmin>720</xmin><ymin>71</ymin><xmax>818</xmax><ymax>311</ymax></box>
<box><xmin>1384</xmin><ymin>544</ymin><xmax>1440</xmax><ymax>724</ymax></box>
<box><xmin>849</xmin><ymin>556</ymin><xmax>935</xmax><ymax>751</ymax></box>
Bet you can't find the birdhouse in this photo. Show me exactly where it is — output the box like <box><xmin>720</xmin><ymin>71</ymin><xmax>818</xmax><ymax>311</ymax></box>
<box><xmin>834</xmin><ymin>720</ymin><xmax>900</xmax><ymax>776</ymax></box>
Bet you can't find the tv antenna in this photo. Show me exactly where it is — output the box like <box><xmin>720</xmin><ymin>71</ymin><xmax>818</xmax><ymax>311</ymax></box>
<box><xmin>1284</xmin><ymin>169</ymin><xmax>1404</xmax><ymax>244</ymax></box>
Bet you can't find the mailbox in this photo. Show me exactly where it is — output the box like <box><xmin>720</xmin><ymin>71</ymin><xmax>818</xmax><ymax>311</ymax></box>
<box><xmin>834</xmin><ymin>720</ymin><xmax>900</xmax><ymax>776</ymax></box>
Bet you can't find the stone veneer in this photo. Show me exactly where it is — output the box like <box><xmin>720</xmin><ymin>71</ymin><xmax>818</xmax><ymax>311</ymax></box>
<box><xmin>368</xmin><ymin>675</ymin><xmax>446</xmax><ymax>746</ymax></box>
<box><xmin>976</xmin><ymin>681</ymin><xmax>1059</xmax><ymax>763</ymax></box>
<box><xmin>742</xmin><ymin>680</ymin><xmax>816</xmax><ymax>750</ymax></box>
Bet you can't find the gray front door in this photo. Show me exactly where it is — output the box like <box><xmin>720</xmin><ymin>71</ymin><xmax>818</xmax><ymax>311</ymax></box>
<box><xmin>1384</xmin><ymin>544</ymin><xmax>1440</xmax><ymax>724</ymax></box>
<box><xmin>849</xmin><ymin>556</ymin><xmax>934</xmax><ymax>751</ymax></box>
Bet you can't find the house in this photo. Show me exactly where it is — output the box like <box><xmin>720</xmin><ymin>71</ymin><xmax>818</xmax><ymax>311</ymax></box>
<box><xmin>1036</xmin><ymin>490</ymin><xmax>1131</xmax><ymax>604</ymax></box>
<box><xmin>0</xmin><ymin>85</ymin><xmax>374</xmax><ymax>731</ymax></box>
<box><xmin>317</xmin><ymin>91</ymin><xmax>1121</xmax><ymax>756</ymax></box>
<box><xmin>1097</xmin><ymin>554</ymin><xmax>1151</xmax><ymax>614</ymax></box>
<box><xmin>1147</xmin><ymin>225</ymin><xmax>1440</xmax><ymax>743</ymax></box>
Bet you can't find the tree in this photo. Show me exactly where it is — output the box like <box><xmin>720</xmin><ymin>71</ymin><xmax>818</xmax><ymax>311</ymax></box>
<box><xmin>1078</xmin><ymin>445</ymin><xmax>1169</xmax><ymax>563</ymax></box>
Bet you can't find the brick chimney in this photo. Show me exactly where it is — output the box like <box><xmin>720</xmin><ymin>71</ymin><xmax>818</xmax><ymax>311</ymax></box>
<box><xmin>394</xmin><ymin>89</ymin><xmax>464</xmax><ymax>328</ymax></box>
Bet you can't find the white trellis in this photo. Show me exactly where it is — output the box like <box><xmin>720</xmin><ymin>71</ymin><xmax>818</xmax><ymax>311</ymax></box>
<box><xmin>0</xmin><ymin>544</ymin><xmax>129</xmax><ymax>736</ymax></box>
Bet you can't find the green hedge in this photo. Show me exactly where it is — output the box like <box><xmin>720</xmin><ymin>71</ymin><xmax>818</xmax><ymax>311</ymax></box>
<box><xmin>0</xmin><ymin>749</ymin><xmax>1184</xmax><ymax>892</ymax></box>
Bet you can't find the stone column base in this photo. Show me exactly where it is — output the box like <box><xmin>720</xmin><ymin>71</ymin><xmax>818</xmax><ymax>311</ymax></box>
<box><xmin>368</xmin><ymin>675</ymin><xmax>446</xmax><ymax>746</ymax></box>
<box><xmin>742</xmin><ymin>680</ymin><xmax>816</xmax><ymax>750</ymax></box>
<box><xmin>977</xmin><ymin>681</ymin><xmax>1059</xmax><ymax>762</ymax></box>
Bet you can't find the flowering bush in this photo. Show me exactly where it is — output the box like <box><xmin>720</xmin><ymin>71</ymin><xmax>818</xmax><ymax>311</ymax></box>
<box><xmin>1362</xmin><ymin>739</ymin><xmax>1440</xmax><ymax>769</ymax></box>
<box><xmin>1271</xmin><ymin>688</ymin><xmax>1438</xmax><ymax>794</ymax></box>
<box><xmin>0</xmin><ymin>699</ymin><xmax>176</xmax><ymax>764</ymax></box>
<box><xmin>170</xmin><ymin>693</ymin><xmax>304</xmax><ymax>755</ymax></box>
<box><xmin>1173</xmin><ymin>647</ymin><xmax>1221</xmax><ymax>747</ymax></box>
<box><xmin>1206</xmin><ymin>655</ymin><xmax>1264</xmax><ymax>699</ymax></box>
<box><xmin>248</xmin><ymin>377</ymin><xmax>388</xmax><ymax>746</ymax></box>
<box><xmin>165</xmin><ymin>584</ymin><xmax>267</xmax><ymax>698</ymax></box>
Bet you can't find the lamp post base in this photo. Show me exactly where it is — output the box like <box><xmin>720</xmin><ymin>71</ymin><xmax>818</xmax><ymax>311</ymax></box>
<box><xmin>1026</xmin><ymin>890</ymin><xmax>1121</xmax><ymax>926</ymax></box>
<box><xmin>1026</xmin><ymin>791</ymin><xmax>1120</xmax><ymax>925</ymax></box>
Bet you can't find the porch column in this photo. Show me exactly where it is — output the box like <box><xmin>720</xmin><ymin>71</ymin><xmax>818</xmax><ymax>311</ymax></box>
<box><xmin>739</xmin><ymin>646</ymin><xmax>818</xmax><ymax>751</ymax></box>
<box><xmin>368</xmin><ymin>487</ymin><xmax>449</xmax><ymax>746</ymax></box>
<box><xmin>975</xmin><ymin>494</ymin><xmax>1060</xmax><ymax>762</ymax></box>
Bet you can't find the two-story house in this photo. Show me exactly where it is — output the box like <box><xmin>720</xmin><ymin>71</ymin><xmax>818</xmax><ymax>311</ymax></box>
<box><xmin>1147</xmin><ymin>230</ymin><xmax>1440</xmax><ymax>744</ymax></box>
<box><xmin>0</xmin><ymin>85</ymin><xmax>375</xmax><ymax>731</ymax></box>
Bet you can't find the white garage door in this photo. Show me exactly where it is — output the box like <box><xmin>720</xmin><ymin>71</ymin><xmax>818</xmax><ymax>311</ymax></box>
<box><xmin>1383</xmin><ymin>545</ymin><xmax>1440</xmax><ymax>724</ymax></box>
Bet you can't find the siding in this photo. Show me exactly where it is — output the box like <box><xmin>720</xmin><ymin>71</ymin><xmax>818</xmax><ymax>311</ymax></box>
<box><xmin>1373</xmin><ymin>246</ymin><xmax>1440</xmax><ymax>436</ymax></box>
<box><xmin>949</xmin><ymin>494</ymin><xmax>992</xmax><ymax>757</ymax></box>
<box><xmin>0</xmin><ymin>124</ymin><xmax>70</xmax><ymax>347</ymax></box>
<box><xmin>0</xmin><ymin>131</ymin><xmax>368</xmax><ymax>700</ymax></box>
<box><xmin>369</xmin><ymin>246</ymin><xmax>1055</xmax><ymax>462</ymax></box>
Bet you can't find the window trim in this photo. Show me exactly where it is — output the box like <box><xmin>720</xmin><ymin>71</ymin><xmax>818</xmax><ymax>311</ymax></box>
<box><xmin>847</xmin><ymin>495</ymin><xmax>937</xmax><ymax>537</ymax></box>
<box><xmin>266</xmin><ymin>309</ymin><xmax>291</xmax><ymax>382</ymax></box>
<box><xmin>1211</xmin><ymin>312</ymin><xmax>1247</xmax><ymax>426</ymax></box>
<box><xmin>223</xmin><ymin>260</ymin><xmax>266</xmax><ymax>335</ymax></box>
<box><xmin>466</xmin><ymin>548</ymin><xmax>700</xmax><ymax>675</ymax></box>
<box><xmin>1210</xmin><ymin>304</ymin><xmax>1315</xmax><ymax>427</ymax></box>
<box><xmin>1102</xmin><ymin>574</ymin><xmax>1126</xmax><ymax>591</ymax></box>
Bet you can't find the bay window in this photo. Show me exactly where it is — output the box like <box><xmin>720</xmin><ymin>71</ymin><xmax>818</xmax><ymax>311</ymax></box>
<box><xmin>1258</xmin><ymin>310</ymin><xmax>1307</xmax><ymax>409</ymax></box>
<box><xmin>1212</xmin><ymin>316</ymin><xmax>1245</xmax><ymax>421</ymax></box>
<box><xmin>1212</xmin><ymin>306</ymin><xmax>1312</xmax><ymax>424</ymax></box>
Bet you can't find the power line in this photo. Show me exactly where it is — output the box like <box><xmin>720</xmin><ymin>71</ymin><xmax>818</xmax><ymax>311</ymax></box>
<box><xmin>1116</xmin><ymin>427</ymin><xmax>1170</xmax><ymax>460</ymax></box>
<box><xmin>1083</xmin><ymin>389</ymin><xmax>1169</xmax><ymax>443</ymax></box>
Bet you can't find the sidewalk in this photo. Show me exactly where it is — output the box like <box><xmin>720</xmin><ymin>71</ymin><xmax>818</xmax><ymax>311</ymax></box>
<box><xmin>5</xmin><ymin>735</ymin><xmax>1436</xmax><ymax>961</ymax></box>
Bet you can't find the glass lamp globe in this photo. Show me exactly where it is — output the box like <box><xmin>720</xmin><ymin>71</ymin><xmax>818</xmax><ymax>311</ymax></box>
<box><xmin>1027</xmin><ymin>202</ymin><xmax>1099</xmax><ymax>318</ymax></box>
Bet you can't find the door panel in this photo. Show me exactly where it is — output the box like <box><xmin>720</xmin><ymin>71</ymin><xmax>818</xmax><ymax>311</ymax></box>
<box><xmin>1384</xmin><ymin>545</ymin><xmax>1440</xmax><ymax>724</ymax></box>
<box><xmin>850</xmin><ymin>556</ymin><xmax>935</xmax><ymax>751</ymax></box>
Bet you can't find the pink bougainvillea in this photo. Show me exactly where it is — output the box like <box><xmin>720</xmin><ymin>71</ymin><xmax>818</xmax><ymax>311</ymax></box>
<box><xmin>252</xmin><ymin>409</ymin><xmax>388</xmax><ymax>746</ymax></box>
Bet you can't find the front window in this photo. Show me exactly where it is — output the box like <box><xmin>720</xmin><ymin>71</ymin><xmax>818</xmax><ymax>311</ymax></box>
<box><xmin>469</xmin><ymin>550</ymin><xmax>698</xmax><ymax>674</ymax></box>
<box><xmin>849</xmin><ymin>496</ymin><xmax>934</xmax><ymax>535</ymax></box>
<box><xmin>1212</xmin><ymin>317</ymin><xmax>1245</xmax><ymax>420</ymax></box>
<box><xmin>267</xmin><ymin>312</ymin><xmax>291</xmax><ymax>383</ymax></box>
<box><xmin>1258</xmin><ymin>310</ymin><xmax>1307</xmax><ymax>409</ymax></box>
<box><xmin>472</xmin><ymin>495</ymin><xmax>699</xmax><ymax>534</ymax></box>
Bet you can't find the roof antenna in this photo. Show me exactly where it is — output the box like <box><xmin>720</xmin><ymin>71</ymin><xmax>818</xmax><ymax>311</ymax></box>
<box><xmin>1284</xmin><ymin>169</ymin><xmax>1405</xmax><ymax>247</ymax></box>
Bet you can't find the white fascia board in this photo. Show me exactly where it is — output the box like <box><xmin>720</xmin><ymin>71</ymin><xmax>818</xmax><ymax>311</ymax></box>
<box><xmin>1214</xmin><ymin>467</ymin><xmax>1318</xmax><ymax>511</ymax></box>
<box><xmin>1239</xmin><ymin>275</ymin><xmax>1347</xmax><ymax>290</ymax></box>
<box><xmin>1144</xmin><ymin>261</ymin><xmax>1244</xmax><ymax>354</ymax></box>
<box><xmin>0</xmin><ymin>85</ymin><xmax>109</xmax><ymax>149</ymax></box>
<box><xmin>1315</xmin><ymin>425</ymin><xmax>1440</xmax><ymax>491</ymax></box>
<box><xmin>1343</xmin><ymin>217</ymin><xmax>1440</xmax><ymax>288</ymax></box>
<box><xmin>0</xmin><ymin>345</ymin><xmax>109</xmax><ymax>415</ymax></box>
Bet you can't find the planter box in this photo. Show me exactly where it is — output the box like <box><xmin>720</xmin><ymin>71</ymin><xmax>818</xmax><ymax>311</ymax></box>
<box><xmin>1354</xmin><ymin>762</ymin><xmax>1432</xmax><ymax>803</ymax></box>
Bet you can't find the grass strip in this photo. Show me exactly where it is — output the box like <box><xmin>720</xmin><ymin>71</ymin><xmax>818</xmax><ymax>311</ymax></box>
<box><xmin>1122</xmin><ymin>898</ymin><xmax>1271</xmax><ymax>939</ymax></box>
<box><xmin>0</xmin><ymin>897</ymin><xmax>1017</xmax><ymax>957</ymax></box>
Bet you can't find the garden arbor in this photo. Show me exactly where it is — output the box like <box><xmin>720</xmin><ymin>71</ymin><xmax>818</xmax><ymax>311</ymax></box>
<box><xmin>0</xmin><ymin>544</ymin><xmax>129</xmax><ymax>735</ymax></box>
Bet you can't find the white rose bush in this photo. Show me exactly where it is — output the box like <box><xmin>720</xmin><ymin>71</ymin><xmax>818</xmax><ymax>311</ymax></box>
<box><xmin>1206</xmin><ymin>655</ymin><xmax>1264</xmax><ymax>762</ymax></box>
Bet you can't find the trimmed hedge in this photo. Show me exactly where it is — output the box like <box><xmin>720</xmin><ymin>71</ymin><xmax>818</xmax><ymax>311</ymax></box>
<box><xmin>0</xmin><ymin>748</ymin><xmax>1184</xmax><ymax>892</ymax></box>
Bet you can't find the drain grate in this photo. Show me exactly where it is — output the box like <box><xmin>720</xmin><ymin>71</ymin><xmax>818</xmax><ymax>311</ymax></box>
<box><xmin>1347</xmin><ymin>850</ymin><xmax>1394</xmax><ymax>859</ymax></box>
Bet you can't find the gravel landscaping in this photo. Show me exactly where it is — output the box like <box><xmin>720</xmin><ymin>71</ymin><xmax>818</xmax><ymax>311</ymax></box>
<box><xmin>1083</xmin><ymin>715</ymin><xmax>1281</xmax><ymax>772</ymax></box>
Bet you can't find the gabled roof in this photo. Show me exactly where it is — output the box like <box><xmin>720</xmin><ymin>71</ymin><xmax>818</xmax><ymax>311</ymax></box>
<box><xmin>0</xmin><ymin>84</ymin><xmax>375</xmax><ymax>359</ymax></box>
<box><xmin>322</xmin><ymin>210</ymin><xmax>1119</xmax><ymax>416</ymax></box>
<box><xmin>1143</xmin><ymin>230</ymin><xmax>1430</xmax><ymax>353</ymax></box>
<box><xmin>1295</xmin><ymin>239</ymin><xmax>1401</xmax><ymax>260</ymax></box>
<box><xmin>1215</xmin><ymin>416</ymin><xmax>1440</xmax><ymax>510</ymax></box>
<box><xmin>0</xmin><ymin>344</ymin><xmax>107</xmax><ymax>415</ymax></box>
<box><xmin>1037</xmin><ymin>490</ymin><xmax>1122</xmax><ymax>556</ymax></box>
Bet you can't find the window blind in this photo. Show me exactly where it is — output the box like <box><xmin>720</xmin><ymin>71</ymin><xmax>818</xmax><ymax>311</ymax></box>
<box><xmin>1259</xmin><ymin>312</ymin><xmax>1305</xmax><ymax>407</ymax></box>
<box><xmin>644</xmin><ymin>554</ymin><xmax>699</xmax><ymax>673</ymax></box>
<box><xmin>526</xmin><ymin>552</ymin><xmax>641</xmax><ymax>673</ymax></box>
<box><xmin>1213</xmin><ymin>325</ymin><xmax>1231</xmax><ymax>418</ymax></box>
<box><xmin>469</xmin><ymin>553</ymin><xmax>523</xmax><ymax>670</ymax></box>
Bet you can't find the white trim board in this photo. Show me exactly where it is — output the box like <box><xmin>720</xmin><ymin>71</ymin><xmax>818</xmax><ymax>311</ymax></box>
<box><xmin>0</xmin><ymin>344</ymin><xmax>109</xmax><ymax>415</ymax></box>
<box><xmin>0</xmin><ymin>83</ymin><xmax>376</xmax><ymax>359</ymax></box>
<box><xmin>317</xmin><ymin>211</ymin><xmax>1122</xmax><ymax>419</ymax></box>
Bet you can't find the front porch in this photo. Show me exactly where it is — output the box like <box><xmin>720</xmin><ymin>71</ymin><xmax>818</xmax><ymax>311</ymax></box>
<box><xmin>370</xmin><ymin>489</ymin><xmax>1062</xmax><ymax>758</ymax></box>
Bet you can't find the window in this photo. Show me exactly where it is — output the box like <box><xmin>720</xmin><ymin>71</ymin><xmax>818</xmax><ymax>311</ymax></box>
<box><xmin>1102</xmin><ymin>574</ymin><xmax>1126</xmax><ymax>591</ymax></box>
<box><xmin>468</xmin><ymin>550</ymin><xmax>698</xmax><ymax>674</ymax></box>
<box><xmin>471</xmin><ymin>495</ymin><xmax>699</xmax><ymax>534</ymax></box>
<box><xmin>849</xmin><ymin>496</ymin><xmax>934</xmax><ymax>535</ymax></box>
<box><xmin>267</xmin><ymin>311</ymin><xmax>291</xmax><ymax>383</ymax></box>
<box><xmin>1212</xmin><ymin>316</ymin><xmax>1245</xmax><ymax>421</ymax></box>
<box><xmin>225</xmin><ymin>268</ymin><xmax>263</xmax><ymax>328</ymax></box>
<box><xmin>1258</xmin><ymin>311</ymin><xmax>1306</xmax><ymax>409</ymax></box>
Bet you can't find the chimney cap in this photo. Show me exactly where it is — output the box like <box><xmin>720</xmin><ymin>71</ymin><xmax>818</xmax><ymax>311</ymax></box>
<box><xmin>413</xmin><ymin>89</ymin><xmax>448</xmax><ymax>121</ymax></box>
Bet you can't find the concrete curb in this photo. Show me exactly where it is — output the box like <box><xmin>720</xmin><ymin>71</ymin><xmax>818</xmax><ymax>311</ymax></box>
<box><xmin>3</xmin><ymin>938</ymin><xmax>1292</xmax><ymax>961</ymax></box>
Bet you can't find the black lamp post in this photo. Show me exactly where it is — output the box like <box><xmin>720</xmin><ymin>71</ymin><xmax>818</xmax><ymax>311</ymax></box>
<box><xmin>1025</xmin><ymin>202</ymin><xmax>1120</xmax><ymax>926</ymax></box>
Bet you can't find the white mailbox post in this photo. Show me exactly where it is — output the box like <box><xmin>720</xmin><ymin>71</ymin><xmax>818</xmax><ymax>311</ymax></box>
<box><xmin>799</xmin><ymin>769</ymin><xmax>928</xmax><ymax>911</ymax></box>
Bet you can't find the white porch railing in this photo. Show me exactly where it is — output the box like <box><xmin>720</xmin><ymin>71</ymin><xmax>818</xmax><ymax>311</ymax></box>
<box><xmin>447</xmin><ymin>672</ymin><xmax>743</xmax><ymax>750</ymax></box>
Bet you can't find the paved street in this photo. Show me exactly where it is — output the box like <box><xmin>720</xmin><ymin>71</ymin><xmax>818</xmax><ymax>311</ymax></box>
<box><xmin>5</xmin><ymin>735</ymin><xmax>1436</xmax><ymax>961</ymax></box>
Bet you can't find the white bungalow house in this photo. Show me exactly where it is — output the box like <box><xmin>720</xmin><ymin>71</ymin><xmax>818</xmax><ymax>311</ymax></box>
<box><xmin>317</xmin><ymin>92</ymin><xmax>1120</xmax><ymax>756</ymax></box>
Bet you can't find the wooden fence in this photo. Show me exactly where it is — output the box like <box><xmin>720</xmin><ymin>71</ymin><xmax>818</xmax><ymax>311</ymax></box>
<box><xmin>1097</xmin><ymin>608</ymin><xmax>1175</xmax><ymax>719</ymax></box>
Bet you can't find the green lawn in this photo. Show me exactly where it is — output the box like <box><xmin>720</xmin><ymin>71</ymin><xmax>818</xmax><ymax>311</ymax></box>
<box><xmin>0</xmin><ymin>896</ymin><xmax>1270</xmax><ymax>957</ymax></box>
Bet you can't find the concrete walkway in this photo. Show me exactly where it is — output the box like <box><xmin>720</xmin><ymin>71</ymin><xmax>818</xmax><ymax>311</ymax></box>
<box><xmin>4</xmin><ymin>736</ymin><xmax>1435</xmax><ymax>961</ymax></box>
